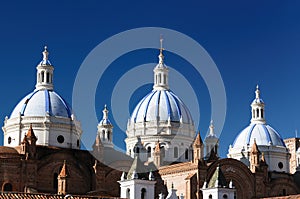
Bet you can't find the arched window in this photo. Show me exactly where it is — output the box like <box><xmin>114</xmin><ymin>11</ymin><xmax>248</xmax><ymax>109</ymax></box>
<box><xmin>209</xmin><ymin>194</ymin><xmax>212</xmax><ymax>199</ymax></box>
<box><xmin>107</xmin><ymin>131</ymin><xmax>110</xmax><ymax>141</ymax></box>
<box><xmin>46</xmin><ymin>72</ymin><xmax>50</xmax><ymax>83</ymax></box>
<box><xmin>126</xmin><ymin>188</ymin><xmax>130</xmax><ymax>199</ymax></box>
<box><xmin>161</xmin><ymin>146</ymin><xmax>165</xmax><ymax>158</ymax></box>
<box><xmin>141</xmin><ymin>188</ymin><xmax>146</xmax><ymax>199</ymax></box>
<box><xmin>158</xmin><ymin>74</ymin><xmax>161</xmax><ymax>84</ymax></box>
<box><xmin>261</xmin><ymin>109</ymin><xmax>264</xmax><ymax>118</ymax></box>
<box><xmin>185</xmin><ymin>148</ymin><xmax>189</xmax><ymax>160</ymax></box>
<box><xmin>223</xmin><ymin>194</ymin><xmax>228</xmax><ymax>199</ymax></box>
<box><xmin>41</xmin><ymin>71</ymin><xmax>45</xmax><ymax>83</ymax></box>
<box><xmin>147</xmin><ymin>146</ymin><xmax>151</xmax><ymax>158</ymax></box>
<box><xmin>102</xmin><ymin>130</ymin><xmax>105</xmax><ymax>140</ymax></box>
<box><xmin>77</xmin><ymin>139</ymin><xmax>80</xmax><ymax>147</ymax></box>
<box><xmin>53</xmin><ymin>173</ymin><xmax>58</xmax><ymax>191</ymax></box>
<box><xmin>256</xmin><ymin>108</ymin><xmax>259</xmax><ymax>118</ymax></box>
<box><xmin>174</xmin><ymin>147</ymin><xmax>178</xmax><ymax>158</ymax></box>
<box><xmin>163</xmin><ymin>74</ymin><xmax>166</xmax><ymax>84</ymax></box>
<box><xmin>283</xmin><ymin>189</ymin><xmax>287</xmax><ymax>196</ymax></box>
<box><xmin>3</xmin><ymin>183</ymin><xmax>12</xmax><ymax>191</ymax></box>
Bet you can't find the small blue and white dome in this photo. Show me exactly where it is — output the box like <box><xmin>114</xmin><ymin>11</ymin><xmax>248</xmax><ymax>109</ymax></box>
<box><xmin>228</xmin><ymin>86</ymin><xmax>290</xmax><ymax>173</ymax></box>
<box><xmin>126</xmin><ymin>39</ymin><xmax>195</xmax><ymax>164</ymax></box>
<box><xmin>232</xmin><ymin>123</ymin><xmax>285</xmax><ymax>148</ymax></box>
<box><xmin>3</xmin><ymin>47</ymin><xmax>82</xmax><ymax>149</ymax></box>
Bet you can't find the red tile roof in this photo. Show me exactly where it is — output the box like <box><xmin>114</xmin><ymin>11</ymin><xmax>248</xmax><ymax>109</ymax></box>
<box><xmin>0</xmin><ymin>192</ymin><xmax>125</xmax><ymax>199</ymax></box>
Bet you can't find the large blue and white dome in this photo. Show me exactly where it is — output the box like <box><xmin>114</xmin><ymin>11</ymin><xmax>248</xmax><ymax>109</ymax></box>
<box><xmin>126</xmin><ymin>41</ymin><xmax>195</xmax><ymax>164</ymax></box>
<box><xmin>130</xmin><ymin>89</ymin><xmax>193</xmax><ymax>124</ymax></box>
<box><xmin>228</xmin><ymin>86</ymin><xmax>290</xmax><ymax>173</ymax></box>
<box><xmin>10</xmin><ymin>90</ymin><xmax>72</xmax><ymax>118</ymax></box>
<box><xmin>3</xmin><ymin>47</ymin><xmax>82</xmax><ymax>149</ymax></box>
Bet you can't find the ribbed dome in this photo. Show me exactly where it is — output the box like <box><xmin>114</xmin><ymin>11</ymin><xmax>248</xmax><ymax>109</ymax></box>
<box><xmin>232</xmin><ymin>123</ymin><xmax>286</xmax><ymax>148</ymax></box>
<box><xmin>130</xmin><ymin>89</ymin><xmax>193</xmax><ymax>124</ymax></box>
<box><xmin>10</xmin><ymin>89</ymin><xmax>72</xmax><ymax>118</ymax></box>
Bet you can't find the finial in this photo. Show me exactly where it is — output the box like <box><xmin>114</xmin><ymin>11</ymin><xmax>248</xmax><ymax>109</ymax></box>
<box><xmin>102</xmin><ymin>104</ymin><xmax>109</xmax><ymax>119</ymax></box>
<box><xmin>42</xmin><ymin>45</ymin><xmax>49</xmax><ymax>61</ymax></box>
<box><xmin>255</xmin><ymin>85</ymin><xmax>260</xmax><ymax>99</ymax></box>
<box><xmin>158</xmin><ymin>35</ymin><xmax>164</xmax><ymax>64</ymax></box>
<box><xmin>209</xmin><ymin>120</ymin><xmax>215</xmax><ymax>136</ymax></box>
<box><xmin>160</xmin><ymin>34</ymin><xmax>164</xmax><ymax>55</ymax></box>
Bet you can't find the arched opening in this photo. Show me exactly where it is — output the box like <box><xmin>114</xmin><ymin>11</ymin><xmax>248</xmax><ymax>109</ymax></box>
<box><xmin>209</xmin><ymin>194</ymin><xmax>212</xmax><ymax>199</ymax></box>
<box><xmin>158</xmin><ymin>74</ymin><xmax>161</xmax><ymax>84</ymax></box>
<box><xmin>77</xmin><ymin>139</ymin><xmax>80</xmax><ymax>147</ymax></box>
<box><xmin>185</xmin><ymin>148</ymin><xmax>189</xmax><ymax>160</ymax></box>
<box><xmin>2</xmin><ymin>183</ymin><xmax>12</xmax><ymax>191</ymax></box>
<box><xmin>283</xmin><ymin>189</ymin><xmax>286</xmax><ymax>196</ymax></box>
<box><xmin>46</xmin><ymin>72</ymin><xmax>50</xmax><ymax>83</ymax></box>
<box><xmin>53</xmin><ymin>173</ymin><xmax>58</xmax><ymax>191</ymax></box>
<box><xmin>102</xmin><ymin>130</ymin><xmax>105</xmax><ymax>141</ymax></box>
<box><xmin>163</xmin><ymin>74</ymin><xmax>166</xmax><ymax>84</ymax></box>
<box><xmin>126</xmin><ymin>188</ymin><xmax>130</xmax><ymax>199</ymax></box>
<box><xmin>161</xmin><ymin>146</ymin><xmax>165</xmax><ymax>158</ymax></box>
<box><xmin>141</xmin><ymin>188</ymin><xmax>146</xmax><ymax>199</ymax></box>
<box><xmin>147</xmin><ymin>146</ymin><xmax>151</xmax><ymax>158</ymax></box>
<box><xmin>174</xmin><ymin>147</ymin><xmax>178</xmax><ymax>158</ymax></box>
<box><xmin>256</xmin><ymin>108</ymin><xmax>259</xmax><ymax>118</ymax></box>
<box><xmin>107</xmin><ymin>131</ymin><xmax>110</xmax><ymax>141</ymax></box>
<box><xmin>261</xmin><ymin>109</ymin><xmax>264</xmax><ymax>118</ymax></box>
<box><xmin>223</xmin><ymin>194</ymin><xmax>228</xmax><ymax>199</ymax></box>
<box><xmin>129</xmin><ymin>149</ymin><xmax>131</xmax><ymax>156</ymax></box>
<box><xmin>41</xmin><ymin>71</ymin><xmax>45</xmax><ymax>83</ymax></box>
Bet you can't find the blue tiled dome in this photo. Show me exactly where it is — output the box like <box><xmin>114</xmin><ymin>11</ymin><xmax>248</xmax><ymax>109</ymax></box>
<box><xmin>10</xmin><ymin>89</ymin><xmax>72</xmax><ymax>118</ymax></box>
<box><xmin>232</xmin><ymin>123</ymin><xmax>285</xmax><ymax>148</ymax></box>
<box><xmin>130</xmin><ymin>89</ymin><xmax>193</xmax><ymax>124</ymax></box>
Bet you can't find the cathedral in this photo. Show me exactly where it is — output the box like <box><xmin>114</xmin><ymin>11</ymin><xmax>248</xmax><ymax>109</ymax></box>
<box><xmin>0</xmin><ymin>41</ymin><xmax>299</xmax><ymax>199</ymax></box>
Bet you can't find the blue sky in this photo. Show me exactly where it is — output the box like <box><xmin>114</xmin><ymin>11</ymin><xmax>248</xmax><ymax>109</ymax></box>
<box><xmin>0</xmin><ymin>1</ymin><xmax>300</xmax><ymax>157</ymax></box>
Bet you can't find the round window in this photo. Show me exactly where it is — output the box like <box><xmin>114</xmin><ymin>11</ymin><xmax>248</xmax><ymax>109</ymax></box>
<box><xmin>278</xmin><ymin>162</ymin><xmax>283</xmax><ymax>169</ymax></box>
<box><xmin>57</xmin><ymin>135</ymin><xmax>65</xmax><ymax>143</ymax></box>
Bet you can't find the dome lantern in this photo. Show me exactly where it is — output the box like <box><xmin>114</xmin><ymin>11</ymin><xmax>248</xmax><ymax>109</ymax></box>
<box><xmin>251</xmin><ymin>85</ymin><xmax>266</xmax><ymax>124</ymax></box>
<box><xmin>35</xmin><ymin>46</ymin><xmax>54</xmax><ymax>91</ymax></box>
<box><xmin>153</xmin><ymin>37</ymin><xmax>169</xmax><ymax>91</ymax></box>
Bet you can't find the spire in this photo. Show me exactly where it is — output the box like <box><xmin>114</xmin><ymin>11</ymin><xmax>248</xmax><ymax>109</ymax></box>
<box><xmin>207</xmin><ymin>165</ymin><xmax>227</xmax><ymax>188</ymax></box>
<box><xmin>251</xmin><ymin>138</ymin><xmax>260</xmax><ymax>154</ymax></box>
<box><xmin>251</xmin><ymin>85</ymin><xmax>266</xmax><ymax>124</ymax></box>
<box><xmin>153</xmin><ymin>36</ymin><xmax>169</xmax><ymax>90</ymax></box>
<box><xmin>35</xmin><ymin>46</ymin><xmax>54</xmax><ymax>90</ymax></box>
<box><xmin>194</xmin><ymin>131</ymin><xmax>203</xmax><ymax>146</ymax></box>
<box><xmin>59</xmin><ymin>160</ymin><xmax>69</xmax><ymax>178</ymax></box>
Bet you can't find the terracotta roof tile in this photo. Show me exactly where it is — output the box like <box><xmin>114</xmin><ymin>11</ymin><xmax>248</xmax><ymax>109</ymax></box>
<box><xmin>0</xmin><ymin>192</ymin><xmax>125</xmax><ymax>199</ymax></box>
